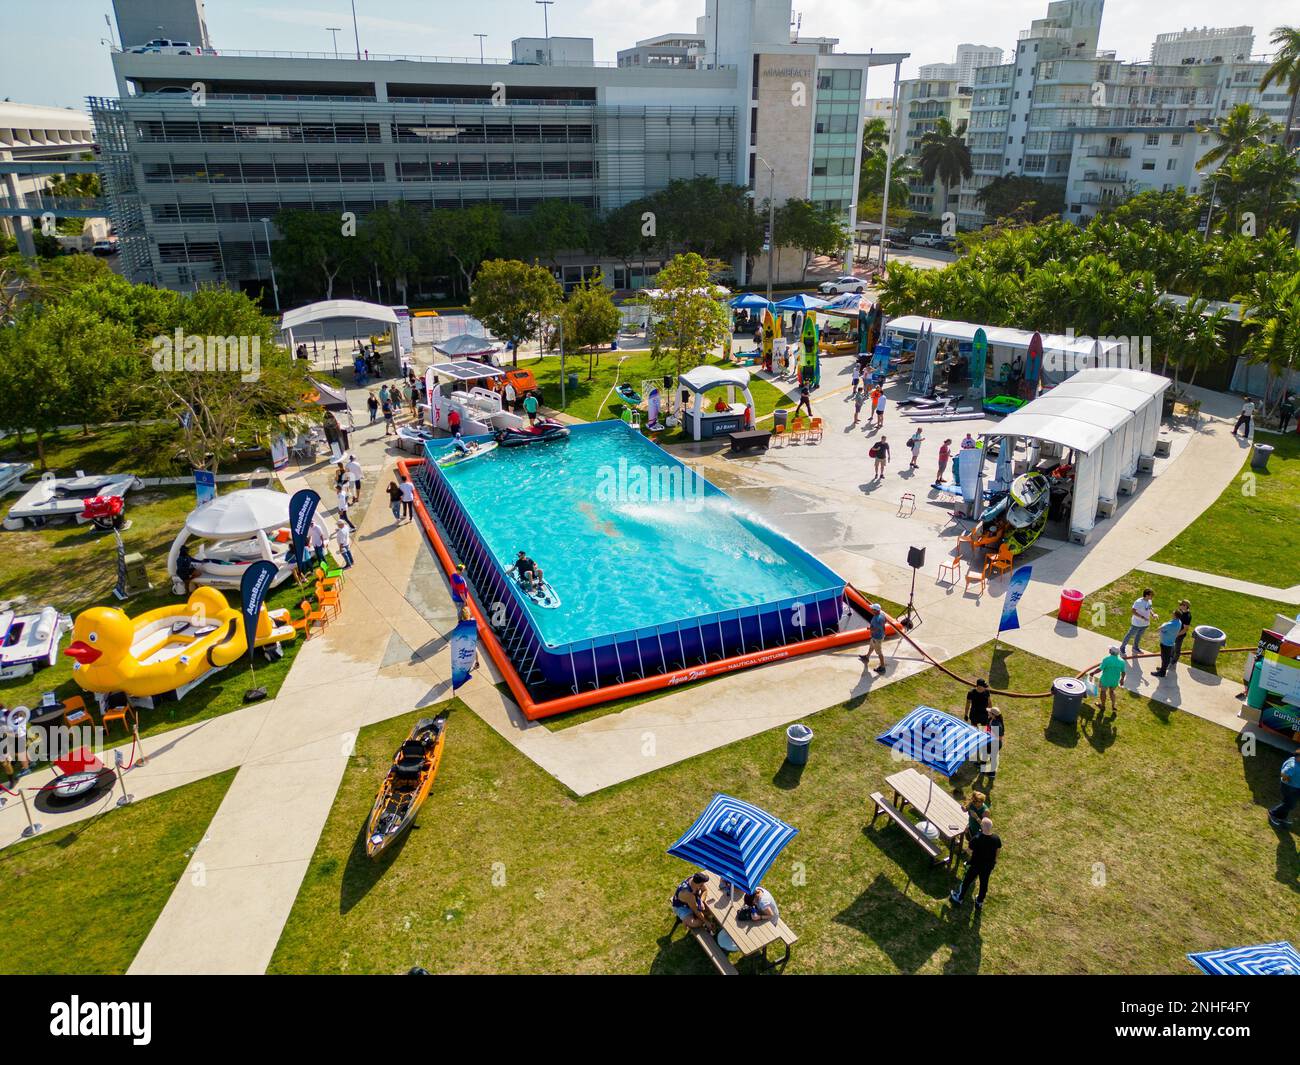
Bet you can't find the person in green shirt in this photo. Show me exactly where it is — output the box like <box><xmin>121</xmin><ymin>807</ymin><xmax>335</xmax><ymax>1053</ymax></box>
<box><xmin>1097</xmin><ymin>646</ymin><xmax>1126</xmax><ymax>713</ymax></box>
<box><xmin>523</xmin><ymin>393</ymin><xmax>539</xmax><ymax>425</ymax></box>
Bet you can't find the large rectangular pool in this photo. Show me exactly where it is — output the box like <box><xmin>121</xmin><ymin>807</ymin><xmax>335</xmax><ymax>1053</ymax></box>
<box><xmin>417</xmin><ymin>421</ymin><xmax>845</xmax><ymax>696</ymax></box>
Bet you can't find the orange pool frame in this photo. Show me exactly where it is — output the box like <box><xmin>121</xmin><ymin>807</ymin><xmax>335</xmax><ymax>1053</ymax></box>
<box><xmin>398</xmin><ymin>457</ymin><xmax>888</xmax><ymax>721</ymax></box>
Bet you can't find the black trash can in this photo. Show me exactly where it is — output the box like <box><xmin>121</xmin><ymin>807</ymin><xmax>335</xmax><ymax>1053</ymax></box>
<box><xmin>785</xmin><ymin>723</ymin><xmax>813</xmax><ymax>765</ymax></box>
<box><xmin>1051</xmin><ymin>677</ymin><xmax>1087</xmax><ymax>724</ymax></box>
<box><xmin>567</xmin><ymin>372</ymin><xmax>579</xmax><ymax>390</ymax></box>
<box><xmin>1191</xmin><ymin>625</ymin><xmax>1228</xmax><ymax>669</ymax></box>
<box><xmin>1250</xmin><ymin>443</ymin><xmax>1274</xmax><ymax>471</ymax></box>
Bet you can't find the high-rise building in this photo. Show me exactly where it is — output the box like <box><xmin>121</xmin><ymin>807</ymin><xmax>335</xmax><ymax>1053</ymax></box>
<box><xmin>92</xmin><ymin>0</ymin><xmax>906</xmax><ymax>292</ymax></box>
<box><xmin>1151</xmin><ymin>26</ymin><xmax>1255</xmax><ymax>66</ymax></box>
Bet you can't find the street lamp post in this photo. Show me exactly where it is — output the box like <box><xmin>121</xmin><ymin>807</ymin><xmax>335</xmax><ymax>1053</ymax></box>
<box><xmin>535</xmin><ymin>0</ymin><xmax>554</xmax><ymax>66</ymax></box>
<box><xmin>757</xmin><ymin>156</ymin><xmax>775</xmax><ymax>302</ymax></box>
<box><xmin>474</xmin><ymin>34</ymin><xmax>487</xmax><ymax>64</ymax></box>
<box><xmin>350</xmin><ymin>0</ymin><xmax>361</xmax><ymax>60</ymax></box>
<box><xmin>260</xmin><ymin>217</ymin><xmax>280</xmax><ymax>312</ymax></box>
<box><xmin>326</xmin><ymin>26</ymin><xmax>341</xmax><ymax>58</ymax></box>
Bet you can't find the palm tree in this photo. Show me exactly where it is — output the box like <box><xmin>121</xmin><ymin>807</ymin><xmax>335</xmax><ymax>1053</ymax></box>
<box><xmin>1261</xmin><ymin>26</ymin><xmax>1300</xmax><ymax>148</ymax></box>
<box><xmin>916</xmin><ymin>118</ymin><xmax>973</xmax><ymax>224</ymax></box>
<box><xmin>1196</xmin><ymin>104</ymin><xmax>1277</xmax><ymax>169</ymax></box>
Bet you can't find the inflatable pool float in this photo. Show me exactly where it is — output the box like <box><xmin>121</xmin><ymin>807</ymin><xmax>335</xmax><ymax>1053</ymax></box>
<box><xmin>0</xmin><ymin>606</ymin><xmax>71</xmax><ymax>680</ymax></box>
<box><xmin>495</xmin><ymin>419</ymin><xmax>570</xmax><ymax>447</ymax></box>
<box><xmin>63</xmin><ymin>586</ymin><xmax>295</xmax><ymax>699</ymax></box>
<box><xmin>506</xmin><ymin>565</ymin><xmax>561</xmax><ymax>609</ymax></box>
<box><xmin>982</xmin><ymin>395</ymin><xmax>1025</xmax><ymax>417</ymax></box>
<box><xmin>614</xmin><ymin>384</ymin><xmax>642</xmax><ymax>408</ymax></box>
<box><xmin>437</xmin><ymin>441</ymin><xmax>497</xmax><ymax>469</ymax></box>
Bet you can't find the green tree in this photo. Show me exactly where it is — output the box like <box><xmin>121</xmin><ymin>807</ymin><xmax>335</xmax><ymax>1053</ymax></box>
<box><xmin>561</xmin><ymin>273</ymin><xmax>621</xmax><ymax>379</ymax></box>
<box><xmin>522</xmin><ymin>199</ymin><xmax>593</xmax><ymax>273</ymax></box>
<box><xmin>654</xmin><ymin>177</ymin><xmax>763</xmax><ymax>261</ymax></box>
<box><xmin>1261</xmin><ymin>26</ymin><xmax>1300</xmax><ymax>148</ymax></box>
<box><xmin>1196</xmin><ymin>104</ymin><xmax>1277</xmax><ymax>169</ymax></box>
<box><xmin>975</xmin><ymin>175</ymin><xmax>1065</xmax><ymax>224</ymax></box>
<box><xmin>916</xmin><ymin>118</ymin><xmax>973</xmax><ymax>222</ymax></box>
<box><xmin>642</xmin><ymin>252</ymin><xmax>730</xmax><ymax>379</ymax></box>
<box><xmin>428</xmin><ymin>204</ymin><xmax>506</xmax><ymax>299</ymax></box>
<box><xmin>772</xmin><ymin>198</ymin><xmax>848</xmax><ymax>283</ymax></box>
<box><xmin>468</xmin><ymin>259</ymin><xmax>563</xmax><ymax>367</ymax></box>
<box><xmin>1099</xmin><ymin>188</ymin><xmax>1206</xmax><ymax>232</ymax></box>
<box><xmin>363</xmin><ymin>202</ymin><xmax>428</xmax><ymax>305</ymax></box>
<box><xmin>273</xmin><ymin>209</ymin><xmax>361</xmax><ymax>301</ymax></box>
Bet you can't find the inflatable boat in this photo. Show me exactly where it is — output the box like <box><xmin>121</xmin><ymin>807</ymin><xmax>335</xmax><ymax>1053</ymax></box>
<box><xmin>982</xmin><ymin>395</ymin><xmax>1026</xmax><ymax>417</ymax></box>
<box><xmin>495</xmin><ymin>419</ymin><xmax>570</xmax><ymax>448</ymax></box>
<box><xmin>0</xmin><ymin>606</ymin><xmax>71</xmax><ymax>680</ymax></box>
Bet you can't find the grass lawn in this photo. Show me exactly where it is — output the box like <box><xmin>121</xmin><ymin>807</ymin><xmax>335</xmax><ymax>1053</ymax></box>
<box><xmin>269</xmin><ymin>642</ymin><xmax>1298</xmax><ymax>975</ymax></box>
<box><xmin>1077</xmin><ymin>570</ymin><xmax>1292</xmax><ymax>678</ymax></box>
<box><xmin>1</xmin><ymin>424</ymin><xmax>276</xmax><ymax>480</ymax></box>
<box><xmin>0</xmin><ymin>768</ymin><xmax>236</xmax><ymax>974</ymax></box>
<box><xmin>525</xmin><ymin>349</ymin><xmax>795</xmax><ymax>444</ymax></box>
<box><xmin>0</xmin><ymin>479</ymin><xmax>310</xmax><ymax>750</ymax></box>
<box><xmin>1152</xmin><ymin>431</ymin><xmax>1300</xmax><ymax>589</ymax></box>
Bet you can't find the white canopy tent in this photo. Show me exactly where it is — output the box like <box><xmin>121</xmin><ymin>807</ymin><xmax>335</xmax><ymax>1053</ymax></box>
<box><xmin>279</xmin><ymin>300</ymin><xmax>400</xmax><ymax>360</ymax></box>
<box><xmin>988</xmin><ymin>368</ymin><xmax>1170</xmax><ymax>542</ymax></box>
<box><xmin>678</xmin><ymin>366</ymin><xmax>755</xmax><ymax>441</ymax></box>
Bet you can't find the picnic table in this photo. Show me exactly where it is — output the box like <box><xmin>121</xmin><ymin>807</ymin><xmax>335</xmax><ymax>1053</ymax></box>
<box><xmin>700</xmin><ymin>871</ymin><xmax>797</xmax><ymax>971</ymax></box>
<box><xmin>883</xmin><ymin>767</ymin><xmax>967</xmax><ymax>866</ymax></box>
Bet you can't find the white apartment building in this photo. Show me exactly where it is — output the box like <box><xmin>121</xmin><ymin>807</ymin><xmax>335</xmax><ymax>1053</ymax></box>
<box><xmin>1151</xmin><ymin>27</ymin><xmax>1255</xmax><ymax>66</ymax></box>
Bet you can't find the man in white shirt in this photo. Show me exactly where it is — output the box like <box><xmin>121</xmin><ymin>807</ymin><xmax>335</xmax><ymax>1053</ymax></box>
<box><xmin>1232</xmin><ymin>397</ymin><xmax>1255</xmax><ymax>438</ymax></box>
<box><xmin>503</xmin><ymin>381</ymin><xmax>517</xmax><ymax>413</ymax></box>
<box><xmin>1119</xmin><ymin>588</ymin><xmax>1157</xmax><ymax>659</ymax></box>
<box><xmin>336</xmin><ymin>487</ymin><xmax>356</xmax><ymax>530</ymax></box>
<box><xmin>335</xmin><ymin>518</ymin><xmax>354</xmax><ymax>568</ymax></box>
<box><xmin>398</xmin><ymin>478</ymin><xmax>416</xmax><ymax>523</ymax></box>
<box><xmin>345</xmin><ymin>455</ymin><xmax>363</xmax><ymax>504</ymax></box>
<box><xmin>307</xmin><ymin>521</ymin><xmax>326</xmax><ymax>566</ymax></box>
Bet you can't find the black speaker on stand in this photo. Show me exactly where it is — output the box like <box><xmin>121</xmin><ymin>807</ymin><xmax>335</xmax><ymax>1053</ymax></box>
<box><xmin>902</xmin><ymin>546</ymin><xmax>925</xmax><ymax>630</ymax></box>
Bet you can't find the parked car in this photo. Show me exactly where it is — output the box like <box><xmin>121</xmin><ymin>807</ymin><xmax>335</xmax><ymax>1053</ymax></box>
<box><xmin>91</xmin><ymin>240</ymin><xmax>118</xmax><ymax>256</ymax></box>
<box><xmin>909</xmin><ymin>233</ymin><xmax>947</xmax><ymax>248</ymax></box>
<box><xmin>130</xmin><ymin>38</ymin><xmax>200</xmax><ymax>55</ymax></box>
<box><xmin>818</xmin><ymin>275</ymin><xmax>866</xmax><ymax>295</ymax></box>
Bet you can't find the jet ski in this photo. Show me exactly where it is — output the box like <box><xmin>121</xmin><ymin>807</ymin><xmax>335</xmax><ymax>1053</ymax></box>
<box><xmin>495</xmin><ymin>419</ymin><xmax>570</xmax><ymax>447</ymax></box>
<box><xmin>506</xmin><ymin>565</ymin><xmax>561</xmax><ymax>609</ymax></box>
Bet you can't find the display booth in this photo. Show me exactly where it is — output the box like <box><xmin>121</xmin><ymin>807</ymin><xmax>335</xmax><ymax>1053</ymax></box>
<box><xmin>280</xmin><ymin>299</ymin><xmax>399</xmax><ymax>360</ymax></box>
<box><xmin>679</xmin><ymin>366</ymin><xmax>755</xmax><ymax>441</ymax></box>
<box><xmin>988</xmin><ymin>368</ymin><xmax>1170</xmax><ymax>544</ymax></box>
<box><xmin>424</xmin><ymin>361</ymin><xmax>525</xmax><ymax>436</ymax></box>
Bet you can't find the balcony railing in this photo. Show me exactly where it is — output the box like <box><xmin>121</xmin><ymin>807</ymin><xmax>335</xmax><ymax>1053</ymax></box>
<box><xmin>1086</xmin><ymin>145</ymin><xmax>1131</xmax><ymax>158</ymax></box>
<box><xmin>1083</xmin><ymin>170</ymin><xmax>1129</xmax><ymax>183</ymax></box>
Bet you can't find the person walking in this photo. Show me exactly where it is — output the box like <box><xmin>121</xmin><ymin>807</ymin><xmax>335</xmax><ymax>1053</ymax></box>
<box><xmin>450</xmin><ymin>563</ymin><xmax>469</xmax><ymax>608</ymax></box>
<box><xmin>345</xmin><ymin>453</ymin><xmax>363</xmax><ymax>505</ymax></box>
<box><xmin>1172</xmin><ymin>598</ymin><xmax>1192</xmax><ymax>667</ymax></box>
<box><xmin>386</xmin><ymin>479</ymin><xmax>402</xmax><ymax>522</ymax></box>
<box><xmin>936</xmin><ymin>438</ymin><xmax>952</xmax><ymax>483</ymax></box>
<box><xmin>853</xmin><ymin>387</ymin><xmax>866</xmax><ymax>426</ymax></box>
<box><xmin>795</xmin><ymin>383</ymin><xmax>814</xmax><ymax>419</ymax></box>
<box><xmin>1096</xmin><ymin>646</ymin><xmax>1126</xmax><ymax>714</ymax></box>
<box><xmin>367</xmin><ymin>392</ymin><xmax>379</xmax><ymax>424</ymax></box>
<box><xmin>857</xmin><ymin>603</ymin><xmax>889</xmax><ymax>675</ymax></box>
<box><xmin>1279</xmin><ymin>391</ymin><xmax>1296</xmax><ymax>434</ymax></box>
<box><xmin>1119</xmin><ymin>588</ymin><xmax>1156</xmax><ymax>659</ymax></box>
<box><xmin>523</xmin><ymin>391</ymin><xmax>539</xmax><ymax>425</ymax></box>
<box><xmin>979</xmin><ymin>707</ymin><xmax>1004</xmax><ymax>783</ymax></box>
<box><xmin>382</xmin><ymin>396</ymin><xmax>395</xmax><ymax>437</ymax></box>
<box><xmin>1152</xmin><ymin>614</ymin><xmax>1183</xmax><ymax>678</ymax></box>
<box><xmin>399</xmin><ymin>476</ymin><xmax>416</xmax><ymax>523</ymax></box>
<box><xmin>964</xmin><ymin>678</ymin><xmax>992</xmax><ymax>727</ymax></box>
<box><xmin>334</xmin><ymin>518</ymin><xmax>354</xmax><ymax>569</ymax></box>
<box><xmin>307</xmin><ymin>519</ymin><xmax>326</xmax><ymax>567</ymax></box>
<box><xmin>873</xmin><ymin>388</ymin><xmax>887</xmax><ymax>428</ymax></box>
<box><xmin>950</xmin><ymin>816</ymin><xmax>1001</xmax><ymax>909</ymax></box>
<box><xmin>1268</xmin><ymin>747</ymin><xmax>1300</xmax><ymax>828</ymax></box>
<box><xmin>850</xmin><ymin>364</ymin><xmax>861</xmax><ymax>397</ymax></box>
<box><xmin>906</xmin><ymin>428</ymin><xmax>924</xmax><ymax>470</ymax></box>
<box><xmin>1231</xmin><ymin>396</ymin><xmax>1255</xmax><ymax>438</ymax></box>
<box><xmin>335</xmin><ymin>485</ymin><xmax>356</xmax><ymax>531</ymax></box>
<box><xmin>870</xmin><ymin>435</ymin><xmax>890</xmax><ymax>480</ymax></box>
<box><xmin>503</xmin><ymin>380</ymin><xmax>517</xmax><ymax>413</ymax></box>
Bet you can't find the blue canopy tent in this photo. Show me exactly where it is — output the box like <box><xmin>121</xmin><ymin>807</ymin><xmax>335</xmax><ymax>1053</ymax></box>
<box><xmin>1188</xmin><ymin>942</ymin><xmax>1300</xmax><ymax>975</ymax></box>
<box><xmin>774</xmin><ymin>293</ymin><xmax>828</xmax><ymax>312</ymax></box>
<box><xmin>730</xmin><ymin>293</ymin><xmax>774</xmax><ymax>311</ymax></box>
<box><xmin>876</xmin><ymin>706</ymin><xmax>990</xmax><ymax>778</ymax></box>
<box><xmin>667</xmin><ymin>793</ymin><xmax>798</xmax><ymax>894</ymax></box>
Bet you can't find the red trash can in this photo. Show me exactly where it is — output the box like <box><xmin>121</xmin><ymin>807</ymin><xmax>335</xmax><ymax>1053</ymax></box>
<box><xmin>1058</xmin><ymin>588</ymin><xmax>1084</xmax><ymax>624</ymax></box>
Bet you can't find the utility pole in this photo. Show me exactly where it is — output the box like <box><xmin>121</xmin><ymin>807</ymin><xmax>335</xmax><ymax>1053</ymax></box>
<box><xmin>878</xmin><ymin>60</ymin><xmax>902</xmax><ymax>269</ymax></box>
<box><xmin>535</xmin><ymin>0</ymin><xmax>554</xmax><ymax>65</ymax></box>
<box><xmin>350</xmin><ymin>0</ymin><xmax>361</xmax><ymax>60</ymax></box>
<box><xmin>757</xmin><ymin>156</ymin><xmax>776</xmax><ymax>301</ymax></box>
<box><xmin>474</xmin><ymin>34</ymin><xmax>487</xmax><ymax>64</ymax></box>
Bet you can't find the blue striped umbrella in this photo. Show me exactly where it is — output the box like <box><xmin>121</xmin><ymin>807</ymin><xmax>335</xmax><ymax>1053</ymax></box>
<box><xmin>876</xmin><ymin>706</ymin><xmax>990</xmax><ymax>778</ymax></box>
<box><xmin>1188</xmin><ymin>942</ymin><xmax>1300</xmax><ymax>975</ymax></box>
<box><xmin>667</xmin><ymin>793</ymin><xmax>797</xmax><ymax>893</ymax></box>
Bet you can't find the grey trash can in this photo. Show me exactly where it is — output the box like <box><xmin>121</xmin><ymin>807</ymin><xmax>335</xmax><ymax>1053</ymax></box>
<box><xmin>785</xmin><ymin>723</ymin><xmax>813</xmax><ymax>765</ymax></box>
<box><xmin>567</xmin><ymin>372</ymin><xmax>579</xmax><ymax>390</ymax></box>
<box><xmin>1191</xmin><ymin>625</ymin><xmax>1228</xmax><ymax>669</ymax></box>
<box><xmin>1250</xmin><ymin>443</ymin><xmax>1274</xmax><ymax>471</ymax></box>
<box><xmin>1051</xmin><ymin>677</ymin><xmax>1087</xmax><ymax>724</ymax></box>
<box><xmin>773</xmin><ymin>408</ymin><xmax>789</xmax><ymax>431</ymax></box>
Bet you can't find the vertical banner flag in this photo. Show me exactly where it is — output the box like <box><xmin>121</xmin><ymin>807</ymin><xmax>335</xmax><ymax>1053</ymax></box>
<box><xmin>449</xmin><ymin>617</ymin><xmax>480</xmax><ymax>691</ymax></box>
<box><xmin>239</xmin><ymin>560</ymin><xmax>278</xmax><ymax>661</ymax></box>
<box><xmin>194</xmin><ymin>469</ymin><xmax>216</xmax><ymax>508</ymax></box>
<box><xmin>971</xmin><ymin>327</ymin><xmax>988</xmax><ymax>404</ymax></box>
<box><xmin>997</xmin><ymin>564</ymin><xmax>1033</xmax><ymax>634</ymax></box>
<box><xmin>647</xmin><ymin>387</ymin><xmax>660</xmax><ymax>428</ymax></box>
<box><xmin>288</xmin><ymin>489</ymin><xmax>320</xmax><ymax>571</ymax></box>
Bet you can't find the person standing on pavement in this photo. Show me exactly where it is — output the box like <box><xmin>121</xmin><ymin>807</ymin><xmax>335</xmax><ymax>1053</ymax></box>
<box><xmin>504</xmin><ymin>380</ymin><xmax>517</xmax><ymax>413</ymax></box>
<box><xmin>857</xmin><ymin>603</ymin><xmax>889</xmax><ymax>675</ymax></box>
<box><xmin>1232</xmin><ymin>396</ymin><xmax>1255</xmax><ymax>438</ymax></box>
<box><xmin>346</xmin><ymin>453</ymin><xmax>363</xmax><ymax>505</ymax></box>
<box><xmin>386</xmin><ymin>479</ymin><xmax>402</xmax><ymax>522</ymax></box>
<box><xmin>307</xmin><ymin>519</ymin><xmax>327</xmax><ymax>567</ymax></box>
<box><xmin>853</xmin><ymin>387</ymin><xmax>866</xmax><ymax>426</ymax></box>
<box><xmin>367</xmin><ymin>392</ymin><xmax>379</xmax><ymax>424</ymax></box>
<box><xmin>906</xmin><ymin>428</ymin><xmax>924</xmax><ymax>470</ymax></box>
<box><xmin>398</xmin><ymin>477</ymin><xmax>416</xmax><ymax>522</ymax></box>
<box><xmin>950</xmin><ymin>817</ymin><xmax>1001</xmax><ymax>909</ymax></box>
<box><xmin>336</xmin><ymin>485</ymin><xmax>356</xmax><ymax>530</ymax></box>
<box><xmin>936</xmin><ymin>438</ymin><xmax>952</xmax><ymax>483</ymax></box>
<box><xmin>1152</xmin><ymin>614</ymin><xmax>1183</xmax><ymax>677</ymax></box>
<box><xmin>523</xmin><ymin>392</ymin><xmax>539</xmax><ymax>425</ymax></box>
<box><xmin>870</xmin><ymin>435</ymin><xmax>890</xmax><ymax>480</ymax></box>
<box><xmin>334</xmin><ymin>517</ymin><xmax>354</xmax><ymax>568</ymax></box>
<box><xmin>873</xmin><ymin>388</ymin><xmax>887</xmax><ymax>428</ymax></box>
<box><xmin>382</xmin><ymin>395</ymin><xmax>395</xmax><ymax>437</ymax></box>
<box><xmin>1119</xmin><ymin>588</ymin><xmax>1156</xmax><ymax>659</ymax></box>
<box><xmin>1268</xmin><ymin>747</ymin><xmax>1300</xmax><ymax>828</ymax></box>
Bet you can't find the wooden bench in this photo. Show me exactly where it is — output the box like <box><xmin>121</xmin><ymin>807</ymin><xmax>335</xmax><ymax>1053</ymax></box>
<box><xmin>690</xmin><ymin>927</ymin><xmax>740</xmax><ymax>975</ymax></box>
<box><xmin>869</xmin><ymin>791</ymin><xmax>942</xmax><ymax>863</ymax></box>
<box><xmin>728</xmin><ymin>429</ymin><xmax>771</xmax><ymax>454</ymax></box>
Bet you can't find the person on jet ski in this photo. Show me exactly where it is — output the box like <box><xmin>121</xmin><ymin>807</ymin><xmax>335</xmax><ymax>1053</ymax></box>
<box><xmin>515</xmin><ymin>551</ymin><xmax>538</xmax><ymax>590</ymax></box>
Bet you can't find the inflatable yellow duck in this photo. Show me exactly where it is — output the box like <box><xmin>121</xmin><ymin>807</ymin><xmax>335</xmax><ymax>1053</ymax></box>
<box><xmin>64</xmin><ymin>586</ymin><xmax>294</xmax><ymax>698</ymax></box>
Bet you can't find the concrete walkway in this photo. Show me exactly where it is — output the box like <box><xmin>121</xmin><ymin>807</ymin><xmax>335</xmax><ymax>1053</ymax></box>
<box><xmin>1135</xmin><ymin>560</ymin><xmax>1300</xmax><ymax>605</ymax></box>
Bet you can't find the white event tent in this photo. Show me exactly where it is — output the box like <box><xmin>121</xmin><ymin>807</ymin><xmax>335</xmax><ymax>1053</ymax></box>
<box><xmin>988</xmin><ymin>368</ymin><xmax>1170</xmax><ymax>543</ymax></box>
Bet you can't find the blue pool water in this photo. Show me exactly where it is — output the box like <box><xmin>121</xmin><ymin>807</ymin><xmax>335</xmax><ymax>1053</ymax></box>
<box><xmin>437</xmin><ymin>422</ymin><xmax>843</xmax><ymax>648</ymax></box>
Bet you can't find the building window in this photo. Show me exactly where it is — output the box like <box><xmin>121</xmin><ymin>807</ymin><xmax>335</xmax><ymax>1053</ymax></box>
<box><xmin>1141</xmin><ymin>159</ymin><xmax>1155</xmax><ymax>170</ymax></box>
<box><xmin>1145</xmin><ymin>133</ymin><xmax>1159</xmax><ymax>146</ymax></box>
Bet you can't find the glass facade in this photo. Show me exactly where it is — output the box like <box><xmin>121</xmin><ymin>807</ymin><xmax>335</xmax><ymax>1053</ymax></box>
<box><xmin>810</xmin><ymin>67</ymin><xmax>861</xmax><ymax>215</ymax></box>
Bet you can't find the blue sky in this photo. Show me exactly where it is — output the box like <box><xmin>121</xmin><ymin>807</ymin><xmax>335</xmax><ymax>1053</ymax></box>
<box><xmin>0</xmin><ymin>0</ymin><xmax>1288</xmax><ymax>111</ymax></box>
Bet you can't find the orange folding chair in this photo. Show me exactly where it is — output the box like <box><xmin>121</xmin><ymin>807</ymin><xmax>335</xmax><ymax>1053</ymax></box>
<box><xmin>62</xmin><ymin>696</ymin><xmax>94</xmax><ymax>731</ymax></box>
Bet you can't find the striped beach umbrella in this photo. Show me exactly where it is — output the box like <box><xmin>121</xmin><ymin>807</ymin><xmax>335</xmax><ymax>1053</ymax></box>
<box><xmin>667</xmin><ymin>793</ymin><xmax>797</xmax><ymax>894</ymax></box>
<box><xmin>1188</xmin><ymin>942</ymin><xmax>1300</xmax><ymax>975</ymax></box>
<box><xmin>876</xmin><ymin>705</ymin><xmax>990</xmax><ymax>778</ymax></box>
